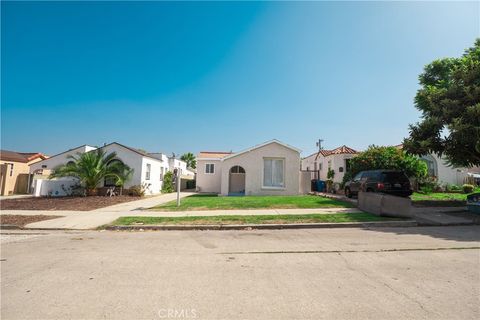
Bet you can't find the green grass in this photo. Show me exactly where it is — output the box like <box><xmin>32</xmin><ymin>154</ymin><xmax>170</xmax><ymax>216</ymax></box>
<box><xmin>151</xmin><ymin>194</ymin><xmax>353</xmax><ymax>211</ymax></box>
<box><xmin>411</xmin><ymin>192</ymin><xmax>468</xmax><ymax>201</ymax></box>
<box><xmin>112</xmin><ymin>212</ymin><xmax>401</xmax><ymax>226</ymax></box>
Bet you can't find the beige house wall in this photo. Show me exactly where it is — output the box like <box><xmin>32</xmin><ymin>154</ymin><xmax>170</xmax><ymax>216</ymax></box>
<box><xmin>220</xmin><ymin>142</ymin><xmax>300</xmax><ymax>196</ymax></box>
<box><xmin>0</xmin><ymin>157</ymin><xmax>43</xmax><ymax>195</ymax></box>
<box><xmin>196</xmin><ymin>159</ymin><xmax>222</xmax><ymax>193</ymax></box>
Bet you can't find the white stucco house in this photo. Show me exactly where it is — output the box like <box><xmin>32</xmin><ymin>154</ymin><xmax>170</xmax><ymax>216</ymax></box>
<box><xmin>301</xmin><ymin>145</ymin><xmax>358</xmax><ymax>183</ymax></box>
<box><xmin>29</xmin><ymin>142</ymin><xmax>191</xmax><ymax>196</ymax></box>
<box><xmin>196</xmin><ymin>140</ymin><xmax>301</xmax><ymax>196</ymax></box>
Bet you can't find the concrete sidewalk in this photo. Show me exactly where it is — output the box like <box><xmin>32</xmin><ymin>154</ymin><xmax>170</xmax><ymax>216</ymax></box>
<box><xmin>20</xmin><ymin>208</ymin><xmax>362</xmax><ymax>230</ymax></box>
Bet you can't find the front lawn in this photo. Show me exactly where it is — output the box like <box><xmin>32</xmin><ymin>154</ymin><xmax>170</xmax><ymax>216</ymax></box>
<box><xmin>411</xmin><ymin>192</ymin><xmax>468</xmax><ymax>201</ymax></box>
<box><xmin>112</xmin><ymin>212</ymin><xmax>400</xmax><ymax>226</ymax></box>
<box><xmin>151</xmin><ymin>194</ymin><xmax>353</xmax><ymax>211</ymax></box>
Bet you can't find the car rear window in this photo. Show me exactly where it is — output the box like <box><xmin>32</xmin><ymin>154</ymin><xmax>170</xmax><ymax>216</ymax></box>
<box><xmin>381</xmin><ymin>172</ymin><xmax>409</xmax><ymax>183</ymax></box>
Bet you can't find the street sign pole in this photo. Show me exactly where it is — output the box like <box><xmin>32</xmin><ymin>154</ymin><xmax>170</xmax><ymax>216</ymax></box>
<box><xmin>176</xmin><ymin>168</ymin><xmax>180</xmax><ymax>207</ymax></box>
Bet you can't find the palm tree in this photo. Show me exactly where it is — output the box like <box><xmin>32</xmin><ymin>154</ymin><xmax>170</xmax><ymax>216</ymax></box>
<box><xmin>180</xmin><ymin>152</ymin><xmax>196</xmax><ymax>169</ymax></box>
<box><xmin>50</xmin><ymin>149</ymin><xmax>133</xmax><ymax>196</ymax></box>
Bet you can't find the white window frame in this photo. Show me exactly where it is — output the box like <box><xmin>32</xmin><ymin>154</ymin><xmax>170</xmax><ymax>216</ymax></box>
<box><xmin>145</xmin><ymin>163</ymin><xmax>151</xmax><ymax>180</ymax></box>
<box><xmin>262</xmin><ymin>157</ymin><xmax>285</xmax><ymax>190</ymax></box>
<box><xmin>205</xmin><ymin>163</ymin><xmax>215</xmax><ymax>174</ymax></box>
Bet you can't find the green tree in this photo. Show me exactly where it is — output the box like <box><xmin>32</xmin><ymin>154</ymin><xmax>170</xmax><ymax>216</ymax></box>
<box><xmin>50</xmin><ymin>150</ymin><xmax>133</xmax><ymax>196</ymax></box>
<box><xmin>162</xmin><ymin>171</ymin><xmax>174</xmax><ymax>193</ymax></box>
<box><xmin>180</xmin><ymin>152</ymin><xmax>196</xmax><ymax>169</ymax></box>
<box><xmin>342</xmin><ymin>146</ymin><xmax>428</xmax><ymax>186</ymax></box>
<box><xmin>403</xmin><ymin>39</ymin><xmax>480</xmax><ymax>167</ymax></box>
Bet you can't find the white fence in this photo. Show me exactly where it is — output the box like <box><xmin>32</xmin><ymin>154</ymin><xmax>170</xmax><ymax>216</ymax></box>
<box><xmin>32</xmin><ymin>178</ymin><xmax>79</xmax><ymax>197</ymax></box>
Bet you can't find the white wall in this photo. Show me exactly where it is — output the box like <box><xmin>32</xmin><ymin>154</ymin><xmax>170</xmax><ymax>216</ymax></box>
<box><xmin>102</xmin><ymin>144</ymin><xmax>168</xmax><ymax>195</ymax></box>
<box><xmin>432</xmin><ymin>153</ymin><xmax>468</xmax><ymax>186</ymax></box>
<box><xmin>301</xmin><ymin>153</ymin><xmax>318</xmax><ymax>171</ymax></box>
<box><xmin>32</xmin><ymin>178</ymin><xmax>80</xmax><ymax>197</ymax></box>
<box><xmin>316</xmin><ymin>153</ymin><xmax>355</xmax><ymax>183</ymax></box>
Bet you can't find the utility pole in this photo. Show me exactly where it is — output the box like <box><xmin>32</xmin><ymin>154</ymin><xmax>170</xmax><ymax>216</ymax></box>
<box><xmin>316</xmin><ymin>139</ymin><xmax>324</xmax><ymax>151</ymax></box>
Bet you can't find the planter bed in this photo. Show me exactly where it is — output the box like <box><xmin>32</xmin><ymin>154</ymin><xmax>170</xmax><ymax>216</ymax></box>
<box><xmin>0</xmin><ymin>195</ymin><xmax>140</xmax><ymax>211</ymax></box>
<box><xmin>0</xmin><ymin>215</ymin><xmax>62</xmax><ymax>228</ymax></box>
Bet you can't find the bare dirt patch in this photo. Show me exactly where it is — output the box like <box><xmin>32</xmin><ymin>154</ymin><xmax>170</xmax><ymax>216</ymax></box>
<box><xmin>0</xmin><ymin>215</ymin><xmax>63</xmax><ymax>227</ymax></box>
<box><xmin>0</xmin><ymin>196</ymin><xmax>140</xmax><ymax>211</ymax></box>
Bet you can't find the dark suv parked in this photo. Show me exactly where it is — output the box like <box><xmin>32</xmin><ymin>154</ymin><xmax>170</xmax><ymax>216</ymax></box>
<box><xmin>344</xmin><ymin>170</ymin><xmax>412</xmax><ymax>198</ymax></box>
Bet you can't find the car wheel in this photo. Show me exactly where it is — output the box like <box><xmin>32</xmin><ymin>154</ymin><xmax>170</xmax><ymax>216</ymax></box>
<box><xmin>345</xmin><ymin>188</ymin><xmax>352</xmax><ymax>198</ymax></box>
<box><xmin>366</xmin><ymin>188</ymin><xmax>373</xmax><ymax>192</ymax></box>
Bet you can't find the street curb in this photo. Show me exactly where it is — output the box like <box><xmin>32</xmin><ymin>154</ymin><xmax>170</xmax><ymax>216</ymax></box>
<box><xmin>105</xmin><ymin>220</ymin><xmax>418</xmax><ymax>231</ymax></box>
<box><xmin>0</xmin><ymin>225</ymin><xmax>23</xmax><ymax>230</ymax></box>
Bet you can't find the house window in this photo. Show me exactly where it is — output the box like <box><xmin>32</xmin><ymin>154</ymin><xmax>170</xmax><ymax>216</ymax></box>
<box><xmin>263</xmin><ymin>158</ymin><xmax>284</xmax><ymax>188</ymax></box>
<box><xmin>230</xmin><ymin>165</ymin><xmax>245</xmax><ymax>174</ymax></box>
<box><xmin>9</xmin><ymin>163</ymin><xmax>14</xmax><ymax>176</ymax></box>
<box><xmin>160</xmin><ymin>167</ymin><xmax>164</xmax><ymax>181</ymax></box>
<box><xmin>314</xmin><ymin>162</ymin><xmax>317</xmax><ymax>171</ymax></box>
<box><xmin>205</xmin><ymin>163</ymin><xmax>215</xmax><ymax>174</ymax></box>
<box><xmin>145</xmin><ymin>164</ymin><xmax>151</xmax><ymax>180</ymax></box>
<box><xmin>319</xmin><ymin>163</ymin><xmax>322</xmax><ymax>171</ymax></box>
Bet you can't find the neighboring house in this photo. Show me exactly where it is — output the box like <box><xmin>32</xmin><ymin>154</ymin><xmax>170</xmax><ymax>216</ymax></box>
<box><xmin>394</xmin><ymin>144</ymin><xmax>469</xmax><ymax>186</ymax></box>
<box><xmin>29</xmin><ymin>142</ymin><xmax>189</xmax><ymax>196</ymax></box>
<box><xmin>301</xmin><ymin>145</ymin><xmax>358</xmax><ymax>183</ymax></box>
<box><xmin>196</xmin><ymin>140</ymin><xmax>301</xmax><ymax>196</ymax></box>
<box><xmin>0</xmin><ymin>150</ymin><xmax>48</xmax><ymax>195</ymax></box>
<box><xmin>418</xmin><ymin>153</ymin><xmax>469</xmax><ymax>186</ymax></box>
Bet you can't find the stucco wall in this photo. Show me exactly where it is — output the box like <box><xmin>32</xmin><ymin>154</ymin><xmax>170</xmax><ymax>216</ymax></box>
<box><xmin>316</xmin><ymin>154</ymin><xmax>355</xmax><ymax>183</ymax></box>
<box><xmin>301</xmin><ymin>153</ymin><xmax>317</xmax><ymax>171</ymax></box>
<box><xmin>220</xmin><ymin>142</ymin><xmax>300</xmax><ymax>196</ymax></box>
<box><xmin>0</xmin><ymin>160</ymin><xmax>32</xmax><ymax>195</ymax></box>
<box><xmin>432</xmin><ymin>153</ymin><xmax>468</xmax><ymax>186</ymax></box>
<box><xmin>102</xmin><ymin>144</ymin><xmax>166</xmax><ymax>195</ymax></box>
<box><xmin>196</xmin><ymin>159</ymin><xmax>222</xmax><ymax>193</ymax></box>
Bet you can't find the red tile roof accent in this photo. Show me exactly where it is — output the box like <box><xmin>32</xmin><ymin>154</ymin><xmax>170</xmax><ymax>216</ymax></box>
<box><xmin>0</xmin><ymin>150</ymin><xmax>48</xmax><ymax>163</ymax></box>
<box><xmin>315</xmin><ymin>145</ymin><xmax>358</xmax><ymax>159</ymax></box>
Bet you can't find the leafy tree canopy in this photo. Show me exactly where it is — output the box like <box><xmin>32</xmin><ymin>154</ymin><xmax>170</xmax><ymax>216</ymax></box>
<box><xmin>403</xmin><ymin>39</ymin><xmax>480</xmax><ymax>167</ymax></box>
<box><xmin>342</xmin><ymin>146</ymin><xmax>428</xmax><ymax>185</ymax></box>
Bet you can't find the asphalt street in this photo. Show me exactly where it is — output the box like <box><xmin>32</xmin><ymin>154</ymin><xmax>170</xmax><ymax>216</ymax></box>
<box><xmin>1</xmin><ymin>226</ymin><xmax>479</xmax><ymax>319</ymax></box>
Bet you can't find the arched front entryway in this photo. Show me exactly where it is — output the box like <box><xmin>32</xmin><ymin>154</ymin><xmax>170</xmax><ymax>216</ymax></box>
<box><xmin>229</xmin><ymin>165</ymin><xmax>246</xmax><ymax>196</ymax></box>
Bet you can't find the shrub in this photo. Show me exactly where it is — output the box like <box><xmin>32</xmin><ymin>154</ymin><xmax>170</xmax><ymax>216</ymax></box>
<box><xmin>128</xmin><ymin>183</ymin><xmax>150</xmax><ymax>197</ymax></box>
<box><xmin>418</xmin><ymin>176</ymin><xmax>439</xmax><ymax>194</ymax></box>
<box><xmin>162</xmin><ymin>171</ymin><xmax>174</xmax><ymax>193</ymax></box>
<box><xmin>462</xmin><ymin>184</ymin><xmax>475</xmax><ymax>194</ymax></box>
<box><xmin>445</xmin><ymin>184</ymin><xmax>462</xmax><ymax>193</ymax></box>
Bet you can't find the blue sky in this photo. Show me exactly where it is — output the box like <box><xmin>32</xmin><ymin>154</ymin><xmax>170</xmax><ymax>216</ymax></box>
<box><xmin>2</xmin><ymin>1</ymin><xmax>479</xmax><ymax>157</ymax></box>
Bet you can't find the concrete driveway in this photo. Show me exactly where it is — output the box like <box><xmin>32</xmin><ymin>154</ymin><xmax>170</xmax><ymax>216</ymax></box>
<box><xmin>1</xmin><ymin>226</ymin><xmax>479</xmax><ymax>319</ymax></box>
